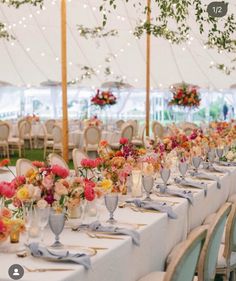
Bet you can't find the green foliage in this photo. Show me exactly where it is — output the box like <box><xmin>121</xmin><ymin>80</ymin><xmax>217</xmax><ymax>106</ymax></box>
<box><xmin>210</xmin><ymin>101</ymin><xmax>221</xmax><ymax>120</ymax></box>
<box><xmin>77</xmin><ymin>25</ymin><xmax>118</xmax><ymax>39</ymax></box>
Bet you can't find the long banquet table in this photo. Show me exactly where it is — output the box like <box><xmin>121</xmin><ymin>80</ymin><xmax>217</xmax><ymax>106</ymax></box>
<box><xmin>0</xmin><ymin>165</ymin><xmax>236</xmax><ymax>281</ymax></box>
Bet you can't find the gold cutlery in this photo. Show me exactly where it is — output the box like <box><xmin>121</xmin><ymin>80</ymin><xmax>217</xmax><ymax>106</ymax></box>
<box><xmin>86</xmin><ymin>232</ymin><xmax>124</xmax><ymax>240</ymax></box>
<box><xmin>65</xmin><ymin>244</ymin><xmax>108</xmax><ymax>251</ymax></box>
<box><xmin>23</xmin><ymin>266</ymin><xmax>74</xmax><ymax>272</ymax></box>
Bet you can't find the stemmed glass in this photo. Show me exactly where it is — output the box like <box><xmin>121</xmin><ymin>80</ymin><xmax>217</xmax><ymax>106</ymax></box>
<box><xmin>216</xmin><ymin>148</ymin><xmax>224</xmax><ymax>161</ymax></box>
<box><xmin>37</xmin><ymin>207</ymin><xmax>50</xmax><ymax>244</ymax></box>
<box><xmin>22</xmin><ymin>200</ymin><xmax>33</xmax><ymax>244</ymax></box>
<box><xmin>192</xmin><ymin>156</ymin><xmax>202</xmax><ymax>173</ymax></box>
<box><xmin>178</xmin><ymin>161</ymin><xmax>188</xmax><ymax>179</ymax></box>
<box><xmin>142</xmin><ymin>175</ymin><xmax>154</xmax><ymax>201</ymax></box>
<box><xmin>104</xmin><ymin>193</ymin><xmax>118</xmax><ymax>224</ymax></box>
<box><xmin>207</xmin><ymin>149</ymin><xmax>215</xmax><ymax>166</ymax></box>
<box><xmin>160</xmin><ymin>168</ymin><xmax>171</xmax><ymax>193</ymax></box>
<box><xmin>49</xmin><ymin>210</ymin><xmax>65</xmax><ymax>248</ymax></box>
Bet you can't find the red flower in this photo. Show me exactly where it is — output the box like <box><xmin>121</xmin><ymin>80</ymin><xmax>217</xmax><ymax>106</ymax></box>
<box><xmin>120</xmin><ymin>138</ymin><xmax>128</xmax><ymax>145</ymax></box>
<box><xmin>0</xmin><ymin>181</ymin><xmax>15</xmax><ymax>198</ymax></box>
<box><xmin>0</xmin><ymin>159</ymin><xmax>10</xmax><ymax>167</ymax></box>
<box><xmin>84</xmin><ymin>185</ymin><xmax>95</xmax><ymax>201</ymax></box>
<box><xmin>51</xmin><ymin>165</ymin><xmax>69</xmax><ymax>179</ymax></box>
<box><xmin>0</xmin><ymin>220</ymin><xmax>8</xmax><ymax>233</ymax></box>
<box><xmin>11</xmin><ymin>176</ymin><xmax>26</xmax><ymax>189</ymax></box>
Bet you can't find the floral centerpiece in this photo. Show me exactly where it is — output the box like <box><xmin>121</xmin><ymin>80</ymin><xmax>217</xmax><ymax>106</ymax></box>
<box><xmin>91</xmin><ymin>89</ymin><xmax>117</xmax><ymax>108</ymax></box>
<box><xmin>25</xmin><ymin>114</ymin><xmax>40</xmax><ymax>122</ymax></box>
<box><xmin>85</xmin><ymin>115</ymin><xmax>103</xmax><ymax>127</ymax></box>
<box><xmin>168</xmin><ymin>83</ymin><xmax>201</xmax><ymax>108</ymax></box>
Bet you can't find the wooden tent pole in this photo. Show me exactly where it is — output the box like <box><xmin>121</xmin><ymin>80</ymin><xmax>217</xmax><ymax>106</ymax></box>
<box><xmin>61</xmin><ymin>0</ymin><xmax>69</xmax><ymax>162</ymax></box>
<box><xmin>146</xmin><ymin>0</ymin><xmax>151</xmax><ymax>136</ymax></box>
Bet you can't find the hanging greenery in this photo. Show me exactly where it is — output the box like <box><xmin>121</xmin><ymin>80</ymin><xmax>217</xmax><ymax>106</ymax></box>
<box><xmin>77</xmin><ymin>25</ymin><xmax>118</xmax><ymax>39</ymax></box>
<box><xmin>0</xmin><ymin>0</ymin><xmax>43</xmax><ymax>39</ymax></box>
<box><xmin>99</xmin><ymin>0</ymin><xmax>236</xmax><ymax>51</ymax></box>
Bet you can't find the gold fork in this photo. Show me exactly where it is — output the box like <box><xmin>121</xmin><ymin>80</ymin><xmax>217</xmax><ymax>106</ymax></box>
<box><xmin>86</xmin><ymin>232</ymin><xmax>124</xmax><ymax>240</ymax></box>
<box><xmin>23</xmin><ymin>266</ymin><xmax>74</xmax><ymax>272</ymax></box>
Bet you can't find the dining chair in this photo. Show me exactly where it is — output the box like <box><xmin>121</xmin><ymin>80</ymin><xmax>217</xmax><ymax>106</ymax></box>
<box><xmin>45</xmin><ymin>119</ymin><xmax>56</xmax><ymax>140</ymax></box>
<box><xmin>8</xmin><ymin>121</ymin><xmax>26</xmax><ymax>157</ymax></box>
<box><xmin>72</xmin><ymin>148</ymin><xmax>88</xmax><ymax>175</ymax></box>
<box><xmin>197</xmin><ymin>202</ymin><xmax>232</xmax><ymax>281</ymax></box>
<box><xmin>0</xmin><ymin>122</ymin><xmax>10</xmax><ymax>158</ymax></box>
<box><xmin>52</xmin><ymin>124</ymin><xmax>74</xmax><ymax>156</ymax></box>
<box><xmin>138</xmin><ymin>225</ymin><xmax>208</xmax><ymax>281</ymax></box>
<box><xmin>36</xmin><ymin>123</ymin><xmax>53</xmax><ymax>159</ymax></box>
<box><xmin>48</xmin><ymin>153</ymin><xmax>69</xmax><ymax>171</ymax></box>
<box><xmin>116</xmin><ymin>119</ymin><xmax>125</xmax><ymax>130</ymax></box>
<box><xmin>132</xmin><ymin>124</ymin><xmax>146</xmax><ymax>147</ymax></box>
<box><xmin>83</xmin><ymin>126</ymin><xmax>101</xmax><ymax>154</ymax></box>
<box><xmin>110</xmin><ymin>124</ymin><xmax>134</xmax><ymax>150</ymax></box>
<box><xmin>152</xmin><ymin>121</ymin><xmax>164</xmax><ymax>141</ymax></box>
<box><xmin>16</xmin><ymin>158</ymin><xmax>37</xmax><ymax>176</ymax></box>
<box><xmin>215</xmin><ymin>203</ymin><xmax>236</xmax><ymax>281</ymax></box>
<box><xmin>23</xmin><ymin>120</ymin><xmax>33</xmax><ymax>149</ymax></box>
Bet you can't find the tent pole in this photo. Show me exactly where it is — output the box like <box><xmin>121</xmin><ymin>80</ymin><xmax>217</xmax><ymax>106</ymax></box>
<box><xmin>61</xmin><ymin>0</ymin><xmax>69</xmax><ymax>162</ymax></box>
<box><xmin>146</xmin><ymin>0</ymin><xmax>151</xmax><ymax>136</ymax></box>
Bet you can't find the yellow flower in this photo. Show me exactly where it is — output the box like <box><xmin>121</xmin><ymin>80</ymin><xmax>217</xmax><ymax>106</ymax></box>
<box><xmin>100</xmin><ymin>179</ymin><xmax>113</xmax><ymax>191</ymax></box>
<box><xmin>16</xmin><ymin>186</ymin><xmax>29</xmax><ymax>201</ymax></box>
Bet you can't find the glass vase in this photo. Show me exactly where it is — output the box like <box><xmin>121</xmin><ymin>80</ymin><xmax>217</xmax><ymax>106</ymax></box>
<box><xmin>81</xmin><ymin>200</ymin><xmax>98</xmax><ymax>224</ymax></box>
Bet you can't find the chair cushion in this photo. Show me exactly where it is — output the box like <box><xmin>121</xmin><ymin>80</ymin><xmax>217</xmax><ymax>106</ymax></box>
<box><xmin>217</xmin><ymin>244</ymin><xmax>236</xmax><ymax>268</ymax></box>
<box><xmin>131</xmin><ymin>139</ymin><xmax>143</xmax><ymax>146</ymax></box>
<box><xmin>138</xmin><ymin>271</ymin><xmax>165</xmax><ymax>281</ymax></box>
<box><xmin>8</xmin><ymin>138</ymin><xmax>24</xmax><ymax>145</ymax></box>
<box><xmin>85</xmin><ymin>144</ymin><xmax>98</xmax><ymax>151</ymax></box>
<box><xmin>110</xmin><ymin>143</ymin><xmax>120</xmax><ymax>150</ymax></box>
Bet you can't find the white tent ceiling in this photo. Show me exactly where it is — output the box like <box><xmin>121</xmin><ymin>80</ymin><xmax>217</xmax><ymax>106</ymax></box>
<box><xmin>0</xmin><ymin>0</ymin><xmax>235</xmax><ymax>89</ymax></box>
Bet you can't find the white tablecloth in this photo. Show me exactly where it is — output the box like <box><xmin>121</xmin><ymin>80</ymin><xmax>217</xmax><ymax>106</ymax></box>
<box><xmin>0</xmin><ymin>165</ymin><xmax>235</xmax><ymax>281</ymax></box>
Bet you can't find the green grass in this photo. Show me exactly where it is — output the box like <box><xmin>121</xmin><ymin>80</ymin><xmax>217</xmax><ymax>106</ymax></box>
<box><xmin>4</xmin><ymin>149</ymin><xmax>74</xmax><ymax>169</ymax></box>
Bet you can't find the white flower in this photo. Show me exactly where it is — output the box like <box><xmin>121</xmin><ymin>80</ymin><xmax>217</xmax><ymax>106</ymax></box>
<box><xmin>226</xmin><ymin>151</ymin><xmax>235</xmax><ymax>161</ymax></box>
<box><xmin>37</xmin><ymin>199</ymin><xmax>48</xmax><ymax>209</ymax></box>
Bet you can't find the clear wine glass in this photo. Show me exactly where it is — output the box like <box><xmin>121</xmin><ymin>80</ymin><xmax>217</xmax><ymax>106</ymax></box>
<box><xmin>37</xmin><ymin>207</ymin><xmax>50</xmax><ymax>243</ymax></box>
<box><xmin>216</xmin><ymin>148</ymin><xmax>224</xmax><ymax>161</ymax></box>
<box><xmin>49</xmin><ymin>211</ymin><xmax>65</xmax><ymax>248</ymax></box>
<box><xmin>104</xmin><ymin>193</ymin><xmax>118</xmax><ymax>224</ymax></box>
<box><xmin>142</xmin><ymin>175</ymin><xmax>154</xmax><ymax>201</ymax></box>
<box><xmin>22</xmin><ymin>200</ymin><xmax>33</xmax><ymax>244</ymax></box>
<box><xmin>178</xmin><ymin>161</ymin><xmax>188</xmax><ymax>179</ymax></box>
<box><xmin>208</xmin><ymin>149</ymin><xmax>215</xmax><ymax>166</ymax></box>
<box><xmin>160</xmin><ymin>168</ymin><xmax>171</xmax><ymax>193</ymax></box>
<box><xmin>192</xmin><ymin>156</ymin><xmax>202</xmax><ymax>173</ymax></box>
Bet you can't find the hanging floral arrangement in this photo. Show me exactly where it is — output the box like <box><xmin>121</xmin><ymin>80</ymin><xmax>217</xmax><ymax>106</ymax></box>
<box><xmin>168</xmin><ymin>83</ymin><xmax>201</xmax><ymax>108</ymax></box>
<box><xmin>91</xmin><ymin>89</ymin><xmax>117</xmax><ymax>108</ymax></box>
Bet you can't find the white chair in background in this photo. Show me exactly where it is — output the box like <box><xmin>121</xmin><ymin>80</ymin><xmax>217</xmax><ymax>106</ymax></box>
<box><xmin>83</xmin><ymin>126</ymin><xmax>101</xmax><ymax>154</ymax></box>
<box><xmin>72</xmin><ymin>148</ymin><xmax>88</xmax><ymax>175</ymax></box>
<box><xmin>16</xmin><ymin>158</ymin><xmax>37</xmax><ymax>176</ymax></box>
<box><xmin>52</xmin><ymin>124</ymin><xmax>74</xmax><ymax>156</ymax></box>
<box><xmin>152</xmin><ymin>121</ymin><xmax>164</xmax><ymax>140</ymax></box>
<box><xmin>48</xmin><ymin>153</ymin><xmax>69</xmax><ymax>171</ymax></box>
<box><xmin>38</xmin><ymin>123</ymin><xmax>53</xmax><ymax>159</ymax></box>
<box><xmin>116</xmin><ymin>120</ymin><xmax>125</xmax><ymax>130</ymax></box>
<box><xmin>110</xmin><ymin>124</ymin><xmax>134</xmax><ymax>150</ymax></box>
<box><xmin>23</xmin><ymin>120</ymin><xmax>33</xmax><ymax>149</ymax></box>
<box><xmin>132</xmin><ymin>124</ymin><xmax>146</xmax><ymax>147</ymax></box>
<box><xmin>9</xmin><ymin>121</ymin><xmax>26</xmax><ymax>157</ymax></box>
<box><xmin>0</xmin><ymin>122</ymin><xmax>10</xmax><ymax>158</ymax></box>
<box><xmin>45</xmin><ymin>119</ymin><xmax>56</xmax><ymax>140</ymax></box>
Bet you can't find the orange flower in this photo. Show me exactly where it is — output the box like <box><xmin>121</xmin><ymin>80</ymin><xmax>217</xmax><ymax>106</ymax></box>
<box><xmin>100</xmin><ymin>140</ymin><xmax>108</xmax><ymax>147</ymax></box>
<box><xmin>0</xmin><ymin>159</ymin><xmax>10</xmax><ymax>167</ymax></box>
<box><xmin>1</xmin><ymin>207</ymin><xmax>12</xmax><ymax>219</ymax></box>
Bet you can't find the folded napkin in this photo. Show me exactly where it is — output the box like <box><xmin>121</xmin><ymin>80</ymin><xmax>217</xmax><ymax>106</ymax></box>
<box><xmin>125</xmin><ymin>199</ymin><xmax>177</xmax><ymax>219</ymax></box>
<box><xmin>202</xmin><ymin>162</ymin><xmax>229</xmax><ymax>174</ymax></box>
<box><xmin>174</xmin><ymin>177</ymin><xmax>208</xmax><ymax>196</ymax></box>
<box><xmin>166</xmin><ymin>188</ymin><xmax>194</xmax><ymax>204</ymax></box>
<box><xmin>190</xmin><ymin>171</ymin><xmax>221</xmax><ymax>189</ymax></box>
<box><xmin>27</xmin><ymin>243</ymin><xmax>91</xmax><ymax>269</ymax></box>
<box><xmin>78</xmin><ymin>221</ymin><xmax>140</xmax><ymax>246</ymax></box>
<box><xmin>217</xmin><ymin>161</ymin><xmax>236</xmax><ymax>167</ymax></box>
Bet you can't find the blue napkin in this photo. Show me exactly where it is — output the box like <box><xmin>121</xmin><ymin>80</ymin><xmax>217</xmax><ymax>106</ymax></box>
<box><xmin>27</xmin><ymin>243</ymin><xmax>91</xmax><ymax>269</ymax></box>
<box><xmin>190</xmin><ymin>171</ymin><xmax>221</xmax><ymax>189</ymax></box>
<box><xmin>174</xmin><ymin>177</ymin><xmax>208</xmax><ymax>196</ymax></box>
<box><xmin>78</xmin><ymin>221</ymin><xmax>140</xmax><ymax>246</ymax></box>
<box><xmin>217</xmin><ymin>161</ymin><xmax>236</xmax><ymax>167</ymax></box>
<box><xmin>166</xmin><ymin>188</ymin><xmax>194</xmax><ymax>204</ymax></box>
<box><xmin>126</xmin><ymin>199</ymin><xmax>177</xmax><ymax>219</ymax></box>
<box><xmin>202</xmin><ymin>162</ymin><xmax>230</xmax><ymax>174</ymax></box>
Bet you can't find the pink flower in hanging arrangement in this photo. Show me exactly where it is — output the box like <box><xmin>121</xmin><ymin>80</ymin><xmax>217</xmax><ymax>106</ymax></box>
<box><xmin>119</xmin><ymin>138</ymin><xmax>129</xmax><ymax>145</ymax></box>
<box><xmin>91</xmin><ymin>89</ymin><xmax>117</xmax><ymax>107</ymax></box>
<box><xmin>51</xmin><ymin>165</ymin><xmax>69</xmax><ymax>179</ymax></box>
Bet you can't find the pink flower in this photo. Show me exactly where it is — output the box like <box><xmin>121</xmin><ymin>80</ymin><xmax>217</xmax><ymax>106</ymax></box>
<box><xmin>0</xmin><ymin>220</ymin><xmax>7</xmax><ymax>233</ymax></box>
<box><xmin>44</xmin><ymin>192</ymin><xmax>54</xmax><ymax>205</ymax></box>
<box><xmin>84</xmin><ymin>179</ymin><xmax>96</xmax><ymax>189</ymax></box>
<box><xmin>11</xmin><ymin>176</ymin><xmax>26</xmax><ymax>189</ymax></box>
<box><xmin>55</xmin><ymin>182</ymin><xmax>68</xmax><ymax>196</ymax></box>
<box><xmin>0</xmin><ymin>159</ymin><xmax>10</xmax><ymax>167</ymax></box>
<box><xmin>1</xmin><ymin>207</ymin><xmax>12</xmax><ymax>218</ymax></box>
<box><xmin>84</xmin><ymin>185</ymin><xmax>95</xmax><ymax>201</ymax></box>
<box><xmin>0</xmin><ymin>181</ymin><xmax>15</xmax><ymax>198</ymax></box>
<box><xmin>42</xmin><ymin>175</ymin><xmax>54</xmax><ymax>189</ymax></box>
<box><xmin>51</xmin><ymin>165</ymin><xmax>69</xmax><ymax>179</ymax></box>
<box><xmin>120</xmin><ymin>138</ymin><xmax>128</xmax><ymax>145</ymax></box>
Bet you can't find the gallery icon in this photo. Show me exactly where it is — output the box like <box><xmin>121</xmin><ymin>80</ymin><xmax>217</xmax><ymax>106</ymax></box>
<box><xmin>8</xmin><ymin>264</ymin><xmax>24</xmax><ymax>280</ymax></box>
